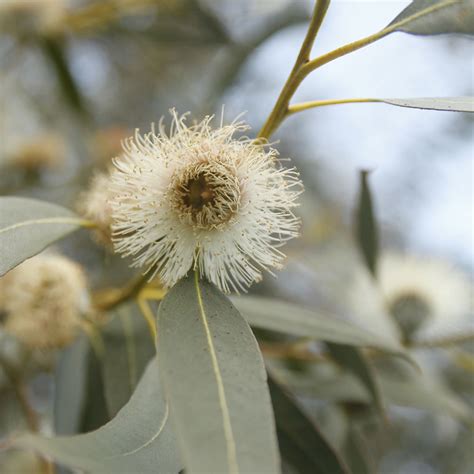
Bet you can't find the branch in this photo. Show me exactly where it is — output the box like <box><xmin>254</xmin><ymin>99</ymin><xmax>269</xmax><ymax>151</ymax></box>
<box><xmin>288</xmin><ymin>97</ymin><xmax>381</xmax><ymax>114</ymax></box>
<box><xmin>257</xmin><ymin>0</ymin><xmax>331</xmax><ymax>139</ymax></box>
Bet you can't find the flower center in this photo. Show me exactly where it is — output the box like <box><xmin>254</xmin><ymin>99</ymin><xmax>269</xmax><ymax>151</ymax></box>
<box><xmin>183</xmin><ymin>174</ymin><xmax>215</xmax><ymax>210</ymax></box>
<box><xmin>170</xmin><ymin>163</ymin><xmax>241</xmax><ymax>229</ymax></box>
<box><xmin>389</xmin><ymin>292</ymin><xmax>431</xmax><ymax>340</ymax></box>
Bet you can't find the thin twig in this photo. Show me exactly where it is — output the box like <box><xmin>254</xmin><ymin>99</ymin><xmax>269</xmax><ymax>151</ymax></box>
<box><xmin>257</xmin><ymin>0</ymin><xmax>458</xmax><ymax>138</ymax></box>
<box><xmin>92</xmin><ymin>272</ymin><xmax>150</xmax><ymax>311</ymax></box>
<box><xmin>409</xmin><ymin>332</ymin><xmax>474</xmax><ymax>349</ymax></box>
<box><xmin>257</xmin><ymin>0</ymin><xmax>330</xmax><ymax>139</ymax></box>
<box><xmin>288</xmin><ymin>97</ymin><xmax>382</xmax><ymax>114</ymax></box>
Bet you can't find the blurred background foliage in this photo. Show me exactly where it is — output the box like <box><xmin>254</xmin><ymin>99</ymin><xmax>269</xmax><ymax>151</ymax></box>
<box><xmin>0</xmin><ymin>1</ymin><xmax>473</xmax><ymax>473</ymax></box>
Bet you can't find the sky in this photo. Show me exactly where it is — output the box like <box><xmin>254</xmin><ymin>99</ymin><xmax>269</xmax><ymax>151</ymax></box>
<box><xmin>225</xmin><ymin>0</ymin><xmax>474</xmax><ymax>270</ymax></box>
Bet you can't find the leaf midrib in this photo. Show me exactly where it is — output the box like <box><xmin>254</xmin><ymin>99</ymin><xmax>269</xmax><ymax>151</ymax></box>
<box><xmin>0</xmin><ymin>217</ymin><xmax>91</xmax><ymax>235</ymax></box>
<box><xmin>194</xmin><ymin>271</ymin><xmax>239</xmax><ymax>474</ymax></box>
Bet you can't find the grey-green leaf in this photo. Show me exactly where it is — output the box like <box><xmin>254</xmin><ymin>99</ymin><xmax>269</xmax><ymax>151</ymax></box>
<box><xmin>16</xmin><ymin>360</ymin><xmax>182</xmax><ymax>474</ymax></box>
<box><xmin>101</xmin><ymin>302</ymin><xmax>156</xmax><ymax>417</ymax></box>
<box><xmin>326</xmin><ymin>344</ymin><xmax>384</xmax><ymax>417</ymax></box>
<box><xmin>272</xmin><ymin>362</ymin><xmax>472</xmax><ymax>420</ymax></box>
<box><xmin>54</xmin><ymin>337</ymin><xmax>90</xmax><ymax>435</ymax></box>
<box><xmin>269</xmin><ymin>376</ymin><xmax>349</xmax><ymax>474</ymax></box>
<box><xmin>355</xmin><ymin>170</ymin><xmax>379</xmax><ymax>277</ymax></box>
<box><xmin>157</xmin><ymin>273</ymin><xmax>280</xmax><ymax>474</ymax></box>
<box><xmin>380</xmin><ymin>97</ymin><xmax>474</xmax><ymax>112</ymax></box>
<box><xmin>0</xmin><ymin>197</ymin><xmax>85</xmax><ymax>276</ymax></box>
<box><xmin>388</xmin><ymin>0</ymin><xmax>474</xmax><ymax>36</ymax></box>
<box><xmin>232</xmin><ymin>296</ymin><xmax>408</xmax><ymax>358</ymax></box>
<box><xmin>343</xmin><ymin>426</ymin><xmax>375</xmax><ymax>474</ymax></box>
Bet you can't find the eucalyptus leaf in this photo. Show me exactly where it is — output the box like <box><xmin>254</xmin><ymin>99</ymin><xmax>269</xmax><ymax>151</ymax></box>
<box><xmin>388</xmin><ymin>0</ymin><xmax>474</xmax><ymax>36</ymax></box>
<box><xmin>0</xmin><ymin>197</ymin><xmax>86</xmax><ymax>276</ymax></box>
<box><xmin>380</xmin><ymin>97</ymin><xmax>474</xmax><ymax>112</ymax></box>
<box><xmin>381</xmin><ymin>376</ymin><xmax>472</xmax><ymax>420</ymax></box>
<box><xmin>232</xmin><ymin>296</ymin><xmax>409</xmax><ymax>358</ymax></box>
<box><xmin>158</xmin><ymin>273</ymin><xmax>280</xmax><ymax>474</ymax></box>
<box><xmin>54</xmin><ymin>337</ymin><xmax>90</xmax><ymax>435</ymax></box>
<box><xmin>17</xmin><ymin>360</ymin><xmax>182</xmax><ymax>474</ymax></box>
<box><xmin>271</xmin><ymin>362</ymin><xmax>472</xmax><ymax>420</ymax></box>
<box><xmin>101</xmin><ymin>302</ymin><xmax>156</xmax><ymax>417</ymax></box>
<box><xmin>41</xmin><ymin>37</ymin><xmax>88</xmax><ymax>120</ymax></box>
<box><xmin>269</xmin><ymin>376</ymin><xmax>349</xmax><ymax>474</ymax></box>
<box><xmin>79</xmin><ymin>344</ymin><xmax>110</xmax><ymax>433</ymax></box>
<box><xmin>326</xmin><ymin>344</ymin><xmax>384</xmax><ymax>417</ymax></box>
<box><xmin>0</xmin><ymin>389</ymin><xmax>27</xmax><ymax>438</ymax></box>
<box><xmin>355</xmin><ymin>170</ymin><xmax>378</xmax><ymax>277</ymax></box>
<box><xmin>343</xmin><ymin>426</ymin><xmax>375</xmax><ymax>474</ymax></box>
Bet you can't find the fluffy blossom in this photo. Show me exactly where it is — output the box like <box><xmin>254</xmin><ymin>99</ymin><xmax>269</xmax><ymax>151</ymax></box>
<box><xmin>109</xmin><ymin>111</ymin><xmax>302</xmax><ymax>292</ymax></box>
<box><xmin>378</xmin><ymin>253</ymin><xmax>473</xmax><ymax>340</ymax></box>
<box><xmin>0</xmin><ymin>254</ymin><xmax>89</xmax><ymax>350</ymax></box>
<box><xmin>76</xmin><ymin>171</ymin><xmax>114</xmax><ymax>246</ymax></box>
<box><xmin>8</xmin><ymin>134</ymin><xmax>65</xmax><ymax>172</ymax></box>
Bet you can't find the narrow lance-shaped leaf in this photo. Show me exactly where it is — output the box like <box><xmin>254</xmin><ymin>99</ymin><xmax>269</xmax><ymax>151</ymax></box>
<box><xmin>16</xmin><ymin>360</ymin><xmax>182</xmax><ymax>474</ymax></box>
<box><xmin>101</xmin><ymin>302</ymin><xmax>156</xmax><ymax>417</ymax></box>
<box><xmin>232</xmin><ymin>296</ymin><xmax>410</xmax><ymax>360</ymax></box>
<box><xmin>158</xmin><ymin>272</ymin><xmax>280</xmax><ymax>474</ymax></box>
<box><xmin>268</xmin><ymin>375</ymin><xmax>349</xmax><ymax>474</ymax></box>
<box><xmin>272</xmin><ymin>362</ymin><xmax>472</xmax><ymax>420</ymax></box>
<box><xmin>388</xmin><ymin>0</ymin><xmax>474</xmax><ymax>36</ymax></box>
<box><xmin>79</xmin><ymin>340</ymin><xmax>110</xmax><ymax>433</ymax></box>
<box><xmin>355</xmin><ymin>170</ymin><xmax>379</xmax><ymax>277</ymax></box>
<box><xmin>326</xmin><ymin>343</ymin><xmax>385</xmax><ymax>418</ymax></box>
<box><xmin>40</xmin><ymin>37</ymin><xmax>88</xmax><ymax>120</ymax></box>
<box><xmin>54</xmin><ymin>337</ymin><xmax>90</xmax><ymax>435</ymax></box>
<box><xmin>380</xmin><ymin>97</ymin><xmax>474</xmax><ymax>112</ymax></box>
<box><xmin>343</xmin><ymin>425</ymin><xmax>375</xmax><ymax>474</ymax></box>
<box><xmin>0</xmin><ymin>197</ymin><xmax>88</xmax><ymax>276</ymax></box>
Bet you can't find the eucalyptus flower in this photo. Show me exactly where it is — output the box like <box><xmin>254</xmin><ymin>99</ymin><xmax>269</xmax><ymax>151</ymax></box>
<box><xmin>7</xmin><ymin>134</ymin><xmax>65</xmax><ymax>173</ymax></box>
<box><xmin>0</xmin><ymin>254</ymin><xmax>89</xmax><ymax>350</ymax></box>
<box><xmin>109</xmin><ymin>111</ymin><xmax>302</xmax><ymax>293</ymax></box>
<box><xmin>76</xmin><ymin>171</ymin><xmax>115</xmax><ymax>247</ymax></box>
<box><xmin>378</xmin><ymin>253</ymin><xmax>473</xmax><ymax>341</ymax></box>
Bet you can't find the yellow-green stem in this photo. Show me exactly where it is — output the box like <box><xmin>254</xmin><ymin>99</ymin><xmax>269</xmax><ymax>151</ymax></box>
<box><xmin>409</xmin><ymin>332</ymin><xmax>474</xmax><ymax>349</ymax></box>
<box><xmin>288</xmin><ymin>97</ymin><xmax>382</xmax><ymax>114</ymax></box>
<box><xmin>258</xmin><ymin>0</ymin><xmax>458</xmax><ymax>139</ymax></box>
<box><xmin>257</xmin><ymin>0</ymin><xmax>330</xmax><ymax>139</ymax></box>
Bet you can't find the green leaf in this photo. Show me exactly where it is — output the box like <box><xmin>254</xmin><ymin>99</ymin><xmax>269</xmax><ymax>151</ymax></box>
<box><xmin>157</xmin><ymin>272</ymin><xmax>280</xmax><ymax>474</ymax></box>
<box><xmin>40</xmin><ymin>37</ymin><xmax>88</xmax><ymax>120</ymax></box>
<box><xmin>232</xmin><ymin>296</ymin><xmax>409</xmax><ymax>359</ymax></box>
<box><xmin>326</xmin><ymin>344</ymin><xmax>385</xmax><ymax>417</ymax></box>
<box><xmin>0</xmin><ymin>197</ymin><xmax>86</xmax><ymax>276</ymax></box>
<box><xmin>380</xmin><ymin>375</ymin><xmax>472</xmax><ymax>420</ymax></box>
<box><xmin>355</xmin><ymin>170</ymin><xmax>379</xmax><ymax>277</ymax></box>
<box><xmin>17</xmin><ymin>360</ymin><xmax>182</xmax><ymax>474</ymax></box>
<box><xmin>380</xmin><ymin>97</ymin><xmax>474</xmax><ymax>112</ymax></box>
<box><xmin>54</xmin><ymin>337</ymin><xmax>90</xmax><ymax>435</ymax></box>
<box><xmin>343</xmin><ymin>426</ymin><xmax>375</xmax><ymax>474</ymax></box>
<box><xmin>79</xmin><ymin>343</ymin><xmax>110</xmax><ymax>433</ymax></box>
<box><xmin>101</xmin><ymin>302</ymin><xmax>156</xmax><ymax>417</ymax></box>
<box><xmin>268</xmin><ymin>376</ymin><xmax>349</xmax><ymax>474</ymax></box>
<box><xmin>271</xmin><ymin>361</ymin><xmax>472</xmax><ymax>420</ymax></box>
<box><xmin>388</xmin><ymin>0</ymin><xmax>474</xmax><ymax>36</ymax></box>
<box><xmin>0</xmin><ymin>389</ymin><xmax>28</xmax><ymax>438</ymax></box>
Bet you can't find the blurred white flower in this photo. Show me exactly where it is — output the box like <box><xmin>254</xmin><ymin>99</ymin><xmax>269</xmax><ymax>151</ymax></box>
<box><xmin>0</xmin><ymin>254</ymin><xmax>89</xmax><ymax>350</ymax></box>
<box><xmin>109</xmin><ymin>111</ymin><xmax>302</xmax><ymax>292</ymax></box>
<box><xmin>7</xmin><ymin>134</ymin><xmax>65</xmax><ymax>173</ymax></box>
<box><xmin>0</xmin><ymin>0</ymin><xmax>66</xmax><ymax>36</ymax></box>
<box><xmin>76</xmin><ymin>170</ymin><xmax>114</xmax><ymax>247</ymax></box>
<box><xmin>378</xmin><ymin>253</ymin><xmax>473</xmax><ymax>341</ymax></box>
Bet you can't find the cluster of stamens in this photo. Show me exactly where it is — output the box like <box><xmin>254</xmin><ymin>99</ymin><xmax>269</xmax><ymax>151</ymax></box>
<box><xmin>169</xmin><ymin>161</ymin><xmax>241</xmax><ymax>230</ymax></box>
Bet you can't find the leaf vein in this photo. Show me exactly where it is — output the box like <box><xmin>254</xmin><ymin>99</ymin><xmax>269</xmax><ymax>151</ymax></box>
<box><xmin>0</xmin><ymin>217</ymin><xmax>94</xmax><ymax>235</ymax></box>
<box><xmin>194</xmin><ymin>271</ymin><xmax>239</xmax><ymax>474</ymax></box>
